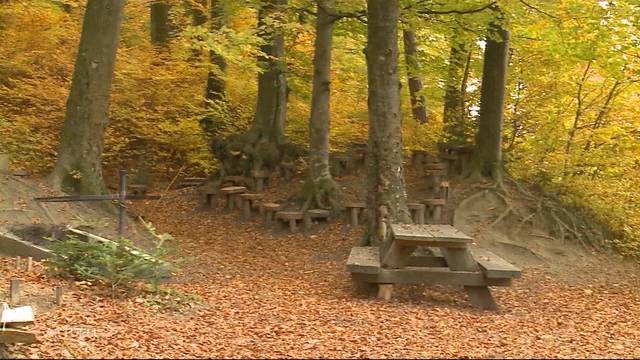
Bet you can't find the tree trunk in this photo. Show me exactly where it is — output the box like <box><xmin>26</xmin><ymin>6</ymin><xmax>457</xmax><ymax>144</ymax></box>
<box><xmin>468</xmin><ymin>21</ymin><xmax>509</xmax><ymax>182</ymax></box>
<box><xmin>150</xmin><ymin>0</ymin><xmax>171</xmax><ymax>46</ymax></box>
<box><xmin>205</xmin><ymin>0</ymin><xmax>226</xmax><ymax>103</ymax></box>
<box><xmin>306</xmin><ymin>0</ymin><xmax>341</xmax><ymax>210</ymax></box>
<box><xmin>51</xmin><ymin>0</ymin><xmax>125</xmax><ymax>194</ymax></box>
<box><xmin>402</xmin><ymin>29</ymin><xmax>428</xmax><ymax>124</ymax></box>
<box><xmin>214</xmin><ymin>0</ymin><xmax>290</xmax><ymax>176</ymax></box>
<box><xmin>443</xmin><ymin>36</ymin><xmax>469</xmax><ymax>144</ymax></box>
<box><xmin>365</xmin><ymin>0</ymin><xmax>411</xmax><ymax>246</ymax></box>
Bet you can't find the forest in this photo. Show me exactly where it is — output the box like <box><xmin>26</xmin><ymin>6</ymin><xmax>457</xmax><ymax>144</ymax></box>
<box><xmin>0</xmin><ymin>0</ymin><xmax>639</xmax><ymax>358</ymax></box>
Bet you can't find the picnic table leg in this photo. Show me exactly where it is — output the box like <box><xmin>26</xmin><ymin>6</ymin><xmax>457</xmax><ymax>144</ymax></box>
<box><xmin>442</xmin><ymin>247</ymin><xmax>498</xmax><ymax>310</ymax></box>
<box><xmin>433</xmin><ymin>205</ymin><xmax>443</xmax><ymax>222</ymax></box>
<box><xmin>289</xmin><ymin>219</ymin><xmax>298</xmax><ymax>233</ymax></box>
<box><xmin>416</xmin><ymin>207</ymin><xmax>425</xmax><ymax>225</ymax></box>
<box><xmin>225</xmin><ymin>194</ymin><xmax>234</xmax><ymax>211</ymax></box>
<box><xmin>242</xmin><ymin>199</ymin><xmax>251</xmax><ymax>219</ymax></box>
<box><xmin>303</xmin><ymin>213</ymin><xmax>312</xmax><ymax>230</ymax></box>
<box><xmin>265</xmin><ymin>210</ymin><xmax>274</xmax><ymax>225</ymax></box>
<box><xmin>377</xmin><ymin>284</ymin><xmax>393</xmax><ymax>301</ymax></box>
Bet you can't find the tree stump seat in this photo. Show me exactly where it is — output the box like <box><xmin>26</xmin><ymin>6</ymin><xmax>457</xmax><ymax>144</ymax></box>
<box><xmin>344</xmin><ymin>202</ymin><xmax>366</xmax><ymax>226</ymax></box>
<box><xmin>406</xmin><ymin>203</ymin><xmax>426</xmax><ymax>224</ymax></box>
<box><xmin>239</xmin><ymin>193</ymin><xmax>265</xmax><ymax>219</ymax></box>
<box><xmin>251</xmin><ymin>169</ymin><xmax>270</xmax><ymax>192</ymax></box>
<box><xmin>424</xmin><ymin>198</ymin><xmax>446</xmax><ymax>222</ymax></box>
<box><xmin>275</xmin><ymin>211</ymin><xmax>304</xmax><ymax>232</ymax></box>
<box><xmin>128</xmin><ymin>184</ymin><xmax>148</xmax><ymax>196</ymax></box>
<box><xmin>219</xmin><ymin>186</ymin><xmax>247</xmax><ymax>211</ymax></box>
<box><xmin>261</xmin><ymin>202</ymin><xmax>282</xmax><ymax>225</ymax></box>
<box><xmin>303</xmin><ymin>209</ymin><xmax>331</xmax><ymax>229</ymax></box>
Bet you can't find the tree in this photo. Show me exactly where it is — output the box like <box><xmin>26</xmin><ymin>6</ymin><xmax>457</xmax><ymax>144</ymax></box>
<box><xmin>443</xmin><ymin>29</ymin><xmax>471</xmax><ymax>144</ymax></box>
<box><xmin>51</xmin><ymin>0</ymin><xmax>126</xmax><ymax>194</ymax></box>
<box><xmin>150</xmin><ymin>0</ymin><xmax>171</xmax><ymax>46</ymax></box>
<box><xmin>305</xmin><ymin>0</ymin><xmax>342</xmax><ymax>210</ymax></box>
<box><xmin>364</xmin><ymin>0</ymin><xmax>411</xmax><ymax>246</ymax></box>
<box><xmin>468</xmin><ymin>14</ymin><xmax>509</xmax><ymax>182</ymax></box>
<box><xmin>402</xmin><ymin>29</ymin><xmax>428</xmax><ymax>124</ymax></box>
<box><xmin>205</xmin><ymin>0</ymin><xmax>226</xmax><ymax>104</ymax></box>
<box><xmin>213</xmin><ymin>0</ymin><xmax>292</xmax><ymax>176</ymax></box>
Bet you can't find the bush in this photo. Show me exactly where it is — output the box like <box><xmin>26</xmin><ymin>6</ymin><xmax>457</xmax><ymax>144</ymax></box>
<box><xmin>48</xmin><ymin>235</ymin><xmax>171</xmax><ymax>293</ymax></box>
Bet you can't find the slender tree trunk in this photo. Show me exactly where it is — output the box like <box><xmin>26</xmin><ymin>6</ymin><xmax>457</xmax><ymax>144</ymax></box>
<box><xmin>402</xmin><ymin>29</ymin><xmax>428</xmax><ymax>124</ymax></box>
<box><xmin>188</xmin><ymin>0</ymin><xmax>208</xmax><ymax>26</ymax></box>
<box><xmin>365</xmin><ymin>0</ymin><xmax>411</xmax><ymax>246</ymax></box>
<box><xmin>205</xmin><ymin>0</ymin><xmax>226</xmax><ymax>103</ymax></box>
<box><xmin>443</xmin><ymin>36</ymin><xmax>469</xmax><ymax>144</ymax></box>
<box><xmin>306</xmin><ymin>0</ymin><xmax>341</xmax><ymax>210</ymax></box>
<box><xmin>150</xmin><ymin>0</ymin><xmax>171</xmax><ymax>46</ymax></box>
<box><xmin>51</xmin><ymin>0</ymin><xmax>125</xmax><ymax>194</ymax></box>
<box><xmin>468</xmin><ymin>20</ymin><xmax>509</xmax><ymax>182</ymax></box>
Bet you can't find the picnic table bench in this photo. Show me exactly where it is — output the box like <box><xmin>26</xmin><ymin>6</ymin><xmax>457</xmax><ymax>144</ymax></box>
<box><xmin>347</xmin><ymin>223</ymin><xmax>521</xmax><ymax>310</ymax></box>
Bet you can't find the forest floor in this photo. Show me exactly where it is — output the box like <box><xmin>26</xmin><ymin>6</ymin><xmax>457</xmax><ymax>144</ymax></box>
<box><xmin>2</xmin><ymin>169</ymin><xmax>640</xmax><ymax>358</ymax></box>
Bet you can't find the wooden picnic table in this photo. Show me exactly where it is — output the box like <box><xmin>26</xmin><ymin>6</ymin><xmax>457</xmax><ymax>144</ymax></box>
<box><xmin>347</xmin><ymin>223</ymin><xmax>521</xmax><ymax>310</ymax></box>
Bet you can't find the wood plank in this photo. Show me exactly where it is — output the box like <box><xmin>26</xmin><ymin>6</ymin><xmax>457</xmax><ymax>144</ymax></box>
<box><xmin>346</xmin><ymin>246</ymin><xmax>380</xmax><ymax>274</ymax></box>
<box><xmin>396</xmin><ymin>239</ymin><xmax>469</xmax><ymax>248</ymax></box>
<box><xmin>405</xmin><ymin>255</ymin><xmax>448</xmax><ymax>267</ymax></box>
<box><xmin>469</xmin><ymin>245</ymin><xmax>522</xmax><ymax>279</ymax></box>
<box><xmin>352</xmin><ymin>267</ymin><xmax>487</xmax><ymax>286</ymax></box>
<box><xmin>0</xmin><ymin>329</ymin><xmax>36</xmax><ymax>344</ymax></box>
<box><xmin>391</xmin><ymin>224</ymin><xmax>473</xmax><ymax>243</ymax></box>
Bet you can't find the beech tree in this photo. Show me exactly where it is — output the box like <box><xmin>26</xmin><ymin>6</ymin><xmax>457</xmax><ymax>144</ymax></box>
<box><xmin>305</xmin><ymin>0</ymin><xmax>341</xmax><ymax>210</ymax></box>
<box><xmin>402</xmin><ymin>29</ymin><xmax>428</xmax><ymax>124</ymax></box>
<box><xmin>205</xmin><ymin>0</ymin><xmax>226</xmax><ymax>103</ymax></box>
<box><xmin>150</xmin><ymin>0</ymin><xmax>171</xmax><ymax>46</ymax></box>
<box><xmin>468</xmin><ymin>14</ymin><xmax>509</xmax><ymax>182</ymax></box>
<box><xmin>364</xmin><ymin>0</ymin><xmax>411</xmax><ymax>246</ymax></box>
<box><xmin>443</xmin><ymin>31</ymin><xmax>471</xmax><ymax>144</ymax></box>
<box><xmin>51</xmin><ymin>0</ymin><xmax>125</xmax><ymax>194</ymax></box>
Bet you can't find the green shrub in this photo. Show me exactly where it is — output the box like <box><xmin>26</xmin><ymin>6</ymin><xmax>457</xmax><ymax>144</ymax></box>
<box><xmin>48</xmin><ymin>235</ymin><xmax>171</xmax><ymax>292</ymax></box>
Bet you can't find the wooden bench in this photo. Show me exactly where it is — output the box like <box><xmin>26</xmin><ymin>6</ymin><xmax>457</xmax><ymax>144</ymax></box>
<box><xmin>128</xmin><ymin>184</ymin><xmax>148</xmax><ymax>196</ymax></box>
<box><xmin>275</xmin><ymin>211</ymin><xmax>304</xmax><ymax>233</ymax></box>
<box><xmin>239</xmin><ymin>193</ymin><xmax>265</xmax><ymax>219</ymax></box>
<box><xmin>221</xmin><ymin>175</ymin><xmax>250</xmax><ymax>188</ymax></box>
<box><xmin>261</xmin><ymin>202</ymin><xmax>281</xmax><ymax>225</ymax></box>
<box><xmin>219</xmin><ymin>186</ymin><xmax>246</xmax><ymax>211</ymax></box>
<box><xmin>407</xmin><ymin>203</ymin><xmax>426</xmax><ymax>225</ymax></box>
<box><xmin>303</xmin><ymin>209</ymin><xmax>330</xmax><ymax>230</ymax></box>
<box><xmin>178</xmin><ymin>177</ymin><xmax>207</xmax><ymax>189</ymax></box>
<box><xmin>438</xmin><ymin>180</ymin><xmax>450</xmax><ymax>199</ymax></box>
<box><xmin>347</xmin><ymin>224</ymin><xmax>521</xmax><ymax>310</ymax></box>
<box><xmin>344</xmin><ymin>202</ymin><xmax>366</xmax><ymax>227</ymax></box>
<box><xmin>0</xmin><ymin>328</ymin><xmax>36</xmax><ymax>344</ymax></box>
<box><xmin>423</xmin><ymin>198</ymin><xmax>446</xmax><ymax>223</ymax></box>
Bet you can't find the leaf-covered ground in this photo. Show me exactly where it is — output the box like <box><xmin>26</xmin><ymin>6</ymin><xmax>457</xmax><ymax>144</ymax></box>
<box><xmin>4</xmin><ymin>190</ymin><xmax>640</xmax><ymax>358</ymax></box>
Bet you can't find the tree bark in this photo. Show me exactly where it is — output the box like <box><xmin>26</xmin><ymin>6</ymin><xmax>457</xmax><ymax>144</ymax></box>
<box><xmin>205</xmin><ymin>0</ymin><xmax>226</xmax><ymax>103</ymax></box>
<box><xmin>468</xmin><ymin>20</ymin><xmax>510</xmax><ymax>182</ymax></box>
<box><xmin>305</xmin><ymin>0</ymin><xmax>341</xmax><ymax>210</ymax></box>
<box><xmin>150</xmin><ymin>0</ymin><xmax>171</xmax><ymax>46</ymax></box>
<box><xmin>365</xmin><ymin>0</ymin><xmax>411</xmax><ymax>246</ymax></box>
<box><xmin>402</xmin><ymin>29</ymin><xmax>428</xmax><ymax>124</ymax></box>
<box><xmin>443</xmin><ymin>35</ymin><xmax>469</xmax><ymax>144</ymax></box>
<box><xmin>51</xmin><ymin>0</ymin><xmax>125</xmax><ymax>194</ymax></box>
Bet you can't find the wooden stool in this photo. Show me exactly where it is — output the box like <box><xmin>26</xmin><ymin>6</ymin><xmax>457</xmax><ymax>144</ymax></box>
<box><xmin>251</xmin><ymin>169</ymin><xmax>269</xmax><ymax>192</ymax></box>
<box><xmin>407</xmin><ymin>203</ymin><xmax>426</xmax><ymax>225</ymax></box>
<box><xmin>275</xmin><ymin>211</ymin><xmax>304</xmax><ymax>233</ymax></box>
<box><xmin>261</xmin><ymin>203</ymin><xmax>281</xmax><ymax>225</ymax></box>
<box><xmin>439</xmin><ymin>180</ymin><xmax>450</xmax><ymax>199</ymax></box>
<box><xmin>345</xmin><ymin>202</ymin><xmax>366</xmax><ymax>227</ymax></box>
<box><xmin>128</xmin><ymin>184</ymin><xmax>148</xmax><ymax>196</ymax></box>
<box><xmin>239</xmin><ymin>193</ymin><xmax>265</xmax><ymax>219</ymax></box>
<box><xmin>219</xmin><ymin>186</ymin><xmax>246</xmax><ymax>211</ymax></box>
<box><xmin>303</xmin><ymin>209</ymin><xmax>331</xmax><ymax>230</ymax></box>
<box><xmin>424</xmin><ymin>198</ymin><xmax>446</xmax><ymax>223</ymax></box>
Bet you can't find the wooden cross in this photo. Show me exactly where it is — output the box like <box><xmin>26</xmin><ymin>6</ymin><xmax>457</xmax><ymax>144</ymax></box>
<box><xmin>34</xmin><ymin>170</ymin><xmax>159</xmax><ymax>237</ymax></box>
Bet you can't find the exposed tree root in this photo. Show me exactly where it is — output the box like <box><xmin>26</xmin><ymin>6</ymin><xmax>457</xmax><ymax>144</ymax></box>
<box><xmin>301</xmin><ymin>177</ymin><xmax>343</xmax><ymax>212</ymax></box>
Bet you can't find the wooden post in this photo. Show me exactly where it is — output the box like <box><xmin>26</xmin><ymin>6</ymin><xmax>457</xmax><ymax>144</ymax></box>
<box><xmin>226</xmin><ymin>194</ymin><xmax>234</xmax><ymax>211</ymax></box>
<box><xmin>54</xmin><ymin>286</ymin><xmax>64</xmax><ymax>306</ymax></box>
<box><xmin>255</xmin><ymin>178</ymin><xmax>264</xmax><ymax>192</ymax></box>
<box><xmin>289</xmin><ymin>219</ymin><xmax>297</xmax><ymax>233</ymax></box>
<box><xmin>9</xmin><ymin>278</ymin><xmax>20</xmax><ymax>306</ymax></box>
<box><xmin>416</xmin><ymin>207</ymin><xmax>425</xmax><ymax>225</ymax></box>
<box><xmin>26</xmin><ymin>257</ymin><xmax>33</xmax><ymax>272</ymax></box>
<box><xmin>433</xmin><ymin>205</ymin><xmax>443</xmax><ymax>222</ymax></box>
<box><xmin>266</xmin><ymin>210</ymin><xmax>273</xmax><ymax>225</ymax></box>
<box><xmin>242</xmin><ymin>199</ymin><xmax>251</xmax><ymax>219</ymax></box>
<box><xmin>15</xmin><ymin>256</ymin><xmax>21</xmax><ymax>270</ymax></box>
<box><xmin>350</xmin><ymin>208</ymin><xmax>359</xmax><ymax>227</ymax></box>
<box><xmin>377</xmin><ymin>284</ymin><xmax>393</xmax><ymax>301</ymax></box>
